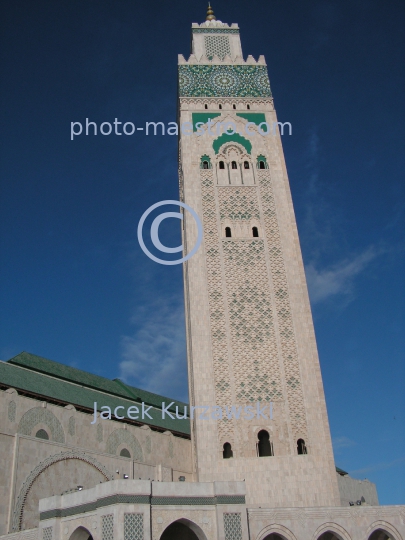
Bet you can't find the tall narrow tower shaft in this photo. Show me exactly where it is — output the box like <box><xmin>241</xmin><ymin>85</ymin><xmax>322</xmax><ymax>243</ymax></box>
<box><xmin>178</xmin><ymin>10</ymin><xmax>340</xmax><ymax>507</ymax></box>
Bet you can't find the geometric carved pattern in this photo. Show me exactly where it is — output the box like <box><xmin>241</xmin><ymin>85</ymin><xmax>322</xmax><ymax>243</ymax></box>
<box><xmin>8</xmin><ymin>400</ymin><xmax>16</xmax><ymax>422</ymax></box>
<box><xmin>124</xmin><ymin>513</ymin><xmax>144</xmax><ymax>540</ymax></box>
<box><xmin>179</xmin><ymin>65</ymin><xmax>271</xmax><ymax>98</ymax></box>
<box><xmin>200</xmin><ymin>169</ymin><xmax>234</xmax><ymax>446</ymax></box>
<box><xmin>105</xmin><ymin>429</ymin><xmax>143</xmax><ymax>462</ymax></box>
<box><xmin>97</xmin><ymin>422</ymin><xmax>103</xmax><ymax>442</ymax></box>
<box><xmin>218</xmin><ymin>187</ymin><xmax>260</xmax><ymax>220</ymax></box>
<box><xmin>12</xmin><ymin>451</ymin><xmax>113</xmax><ymax>532</ymax></box>
<box><xmin>258</xmin><ymin>169</ymin><xmax>307</xmax><ymax>440</ymax></box>
<box><xmin>223</xmin><ymin>513</ymin><xmax>242</xmax><ymax>540</ymax></box>
<box><xmin>205</xmin><ymin>36</ymin><xmax>231</xmax><ymax>60</ymax></box>
<box><xmin>18</xmin><ymin>407</ymin><xmax>65</xmax><ymax>443</ymax></box>
<box><xmin>42</xmin><ymin>527</ymin><xmax>52</xmax><ymax>540</ymax></box>
<box><xmin>168</xmin><ymin>437</ymin><xmax>174</xmax><ymax>458</ymax></box>
<box><xmin>222</xmin><ymin>240</ymin><xmax>282</xmax><ymax>404</ymax></box>
<box><xmin>102</xmin><ymin>514</ymin><xmax>114</xmax><ymax>540</ymax></box>
<box><xmin>68</xmin><ymin>416</ymin><xmax>75</xmax><ymax>436</ymax></box>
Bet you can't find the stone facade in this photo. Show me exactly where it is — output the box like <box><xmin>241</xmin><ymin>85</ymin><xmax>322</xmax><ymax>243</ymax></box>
<box><xmin>0</xmin><ymin>387</ymin><xmax>192</xmax><ymax>536</ymax></box>
<box><xmin>179</xmin><ymin>19</ymin><xmax>339</xmax><ymax>509</ymax></box>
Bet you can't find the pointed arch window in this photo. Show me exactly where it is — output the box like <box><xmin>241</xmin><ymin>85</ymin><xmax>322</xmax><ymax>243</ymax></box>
<box><xmin>219</xmin><ymin>104</ymin><xmax>222</xmax><ymax>109</ymax></box>
<box><xmin>120</xmin><ymin>448</ymin><xmax>131</xmax><ymax>458</ymax></box>
<box><xmin>257</xmin><ymin>155</ymin><xmax>268</xmax><ymax>169</ymax></box>
<box><xmin>231</xmin><ymin>161</ymin><xmax>237</xmax><ymax>169</ymax></box>
<box><xmin>297</xmin><ymin>439</ymin><xmax>307</xmax><ymax>455</ymax></box>
<box><xmin>233</xmin><ymin>104</ymin><xmax>236</xmax><ymax>110</ymax></box>
<box><xmin>219</xmin><ymin>161</ymin><xmax>225</xmax><ymax>169</ymax></box>
<box><xmin>35</xmin><ymin>429</ymin><xmax>49</xmax><ymax>440</ymax></box>
<box><xmin>247</xmin><ymin>104</ymin><xmax>250</xmax><ymax>110</ymax></box>
<box><xmin>257</xmin><ymin>430</ymin><xmax>274</xmax><ymax>457</ymax></box>
<box><xmin>244</xmin><ymin>161</ymin><xmax>250</xmax><ymax>169</ymax></box>
<box><xmin>204</xmin><ymin>104</ymin><xmax>208</xmax><ymax>109</ymax></box>
<box><xmin>200</xmin><ymin>155</ymin><xmax>212</xmax><ymax>169</ymax></box>
<box><xmin>223</xmin><ymin>442</ymin><xmax>233</xmax><ymax>459</ymax></box>
<box><xmin>225</xmin><ymin>227</ymin><xmax>232</xmax><ymax>238</ymax></box>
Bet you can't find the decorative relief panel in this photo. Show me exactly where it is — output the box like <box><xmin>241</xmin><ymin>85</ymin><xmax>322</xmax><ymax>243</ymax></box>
<box><xmin>205</xmin><ymin>36</ymin><xmax>231</xmax><ymax>60</ymax></box>
<box><xmin>179</xmin><ymin>65</ymin><xmax>271</xmax><ymax>98</ymax></box>
<box><xmin>223</xmin><ymin>513</ymin><xmax>243</xmax><ymax>540</ymax></box>
<box><xmin>8</xmin><ymin>400</ymin><xmax>16</xmax><ymax>422</ymax></box>
<box><xmin>222</xmin><ymin>240</ymin><xmax>282</xmax><ymax>404</ymax></box>
<box><xmin>124</xmin><ymin>513</ymin><xmax>144</xmax><ymax>540</ymax></box>
<box><xmin>218</xmin><ymin>187</ymin><xmax>260</xmax><ymax>220</ymax></box>
<box><xmin>68</xmin><ymin>416</ymin><xmax>75</xmax><ymax>436</ymax></box>
<box><xmin>42</xmin><ymin>527</ymin><xmax>52</xmax><ymax>540</ymax></box>
<box><xmin>200</xmin><ymin>169</ymin><xmax>234</xmax><ymax>446</ymax></box>
<box><xmin>102</xmin><ymin>514</ymin><xmax>114</xmax><ymax>540</ymax></box>
<box><xmin>106</xmin><ymin>429</ymin><xmax>143</xmax><ymax>462</ymax></box>
<box><xmin>18</xmin><ymin>407</ymin><xmax>65</xmax><ymax>443</ymax></box>
<box><xmin>97</xmin><ymin>422</ymin><xmax>103</xmax><ymax>442</ymax></box>
<box><xmin>258</xmin><ymin>169</ymin><xmax>307</xmax><ymax>440</ymax></box>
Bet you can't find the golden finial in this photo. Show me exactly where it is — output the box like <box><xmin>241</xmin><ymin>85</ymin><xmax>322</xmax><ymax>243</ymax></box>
<box><xmin>206</xmin><ymin>2</ymin><xmax>216</xmax><ymax>21</ymax></box>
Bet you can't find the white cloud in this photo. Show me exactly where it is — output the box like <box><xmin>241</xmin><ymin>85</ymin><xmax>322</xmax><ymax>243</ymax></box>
<box><xmin>305</xmin><ymin>247</ymin><xmax>377</xmax><ymax>304</ymax></box>
<box><xmin>119</xmin><ymin>297</ymin><xmax>188</xmax><ymax>402</ymax></box>
<box><xmin>332</xmin><ymin>436</ymin><xmax>357</xmax><ymax>452</ymax></box>
<box><xmin>350</xmin><ymin>455</ymin><xmax>405</xmax><ymax>476</ymax></box>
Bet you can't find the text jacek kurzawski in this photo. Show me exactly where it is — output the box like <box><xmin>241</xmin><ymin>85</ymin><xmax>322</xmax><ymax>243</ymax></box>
<box><xmin>91</xmin><ymin>401</ymin><xmax>273</xmax><ymax>424</ymax></box>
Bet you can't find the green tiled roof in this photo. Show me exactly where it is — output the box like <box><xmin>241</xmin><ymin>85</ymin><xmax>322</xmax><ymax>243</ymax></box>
<box><xmin>336</xmin><ymin>466</ymin><xmax>348</xmax><ymax>476</ymax></box>
<box><xmin>2</xmin><ymin>352</ymin><xmax>190</xmax><ymax>436</ymax></box>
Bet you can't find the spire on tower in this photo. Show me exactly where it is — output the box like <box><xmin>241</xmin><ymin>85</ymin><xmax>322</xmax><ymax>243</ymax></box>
<box><xmin>206</xmin><ymin>2</ymin><xmax>216</xmax><ymax>21</ymax></box>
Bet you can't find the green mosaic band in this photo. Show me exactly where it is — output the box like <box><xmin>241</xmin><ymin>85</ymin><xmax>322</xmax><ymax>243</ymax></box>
<box><xmin>40</xmin><ymin>494</ymin><xmax>245</xmax><ymax>520</ymax></box>
<box><xmin>40</xmin><ymin>495</ymin><xmax>150</xmax><ymax>520</ymax></box>
<box><xmin>178</xmin><ymin>65</ymin><xmax>272</xmax><ymax>98</ymax></box>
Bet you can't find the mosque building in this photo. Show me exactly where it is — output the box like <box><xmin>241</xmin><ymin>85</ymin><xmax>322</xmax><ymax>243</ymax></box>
<box><xmin>0</xmin><ymin>5</ymin><xmax>403</xmax><ymax>540</ymax></box>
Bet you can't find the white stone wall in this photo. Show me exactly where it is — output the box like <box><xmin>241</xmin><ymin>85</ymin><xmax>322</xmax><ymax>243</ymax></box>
<box><xmin>0</xmin><ymin>389</ymin><xmax>193</xmax><ymax>535</ymax></box>
<box><xmin>179</xmin><ymin>51</ymin><xmax>340</xmax><ymax>506</ymax></box>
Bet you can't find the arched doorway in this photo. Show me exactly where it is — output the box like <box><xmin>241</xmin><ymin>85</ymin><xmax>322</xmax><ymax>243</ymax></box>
<box><xmin>68</xmin><ymin>526</ymin><xmax>93</xmax><ymax>540</ymax></box>
<box><xmin>317</xmin><ymin>533</ymin><xmax>343</xmax><ymax>540</ymax></box>
<box><xmin>263</xmin><ymin>534</ymin><xmax>286</xmax><ymax>540</ymax></box>
<box><xmin>368</xmin><ymin>530</ymin><xmax>395</xmax><ymax>540</ymax></box>
<box><xmin>160</xmin><ymin>519</ymin><xmax>206</xmax><ymax>540</ymax></box>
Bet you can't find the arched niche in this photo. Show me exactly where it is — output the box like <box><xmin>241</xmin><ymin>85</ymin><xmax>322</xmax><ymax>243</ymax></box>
<box><xmin>160</xmin><ymin>519</ymin><xmax>207</xmax><ymax>540</ymax></box>
<box><xmin>367</xmin><ymin>522</ymin><xmax>402</xmax><ymax>540</ymax></box>
<box><xmin>69</xmin><ymin>526</ymin><xmax>94</xmax><ymax>540</ymax></box>
<box><xmin>18</xmin><ymin>406</ymin><xmax>65</xmax><ymax>443</ymax></box>
<box><xmin>12</xmin><ymin>451</ymin><xmax>112</xmax><ymax>532</ymax></box>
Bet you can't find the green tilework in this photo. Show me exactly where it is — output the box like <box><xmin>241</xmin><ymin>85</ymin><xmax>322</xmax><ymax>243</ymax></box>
<box><xmin>192</xmin><ymin>112</ymin><xmax>221</xmax><ymax>132</ymax></box>
<box><xmin>7</xmin><ymin>352</ymin><xmax>187</xmax><ymax>416</ymax></box>
<box><xmin>1</xmin><ymin>358</ymin><xmax>190</xmax><ymax>435</ymax></box>
<box><xmin>212</xmin><ymin>132</ymin><xmax>252</xmax><ymax>155</ymax></box>
<box><xmin>236</xmin><ymin>113</ymin><xmax>266</xmax><ymax>125</ymax></box>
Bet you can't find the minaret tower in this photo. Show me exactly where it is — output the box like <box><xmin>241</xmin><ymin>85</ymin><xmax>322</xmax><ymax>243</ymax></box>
<box><xmin>178</xmin><ymin>5</ymin><xmax>341</xmax><ymax>507</ymax></box>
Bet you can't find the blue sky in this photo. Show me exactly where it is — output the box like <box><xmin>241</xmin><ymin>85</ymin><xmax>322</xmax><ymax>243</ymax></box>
<box><xmin>0</xmin><ymin>0</ymin><xmax>404</xmax><ymax>504</ymax></box>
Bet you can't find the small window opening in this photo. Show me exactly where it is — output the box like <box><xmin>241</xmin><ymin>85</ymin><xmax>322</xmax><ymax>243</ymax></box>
<box><xmin>35</xmin><ymin>429</ymin><xmax>49</xmax><ymax>440</ymax></box>
<box><xmin>225</xmin><ymin>227</ymin><xmax>232</xmax><ymax>238</ymax></box>
<box><xmin>252</xmin><ymin>227</ymin><xmax>259</xmax><ymax>237</ymax></box>
<box><xmin>247</xmin><ymin>104</ymin><xmax>250</xmax><ymax>110</ymax></box>
<box><xmin>244</xmin><ymin>161</ymin><xmax>249</xmax><ymax>169</ymax></box>
<box><xmin>202</xmin><ymin>161</ymin><xmax>209</xmax><ymax>169</ymax></box>
<box><xmin>297</xmin><ymin>439</ymin><xmax>307</xmax><ymax>455</ymax></box>
<box><xmin>204</xmin><ymin>104</ymin><xmax>208</xmax><ymax>110</ymax></box>
<box><xmin>223</xmin><ymin>442</ymin><xmax>233</xmax><ymax>459</ymax></box>
<box><xmin>257</xmin><ymin>430</ymin><xmax>273</xmax><ymax>457</ymax></box>
<box><xmin>259</xmin><ymin>161</ymin><xmax>265</xmax><ymax>169</ymax></box>
<box><xmin>231</xmin><ymin>161</ymin><xmax>237</xmax><ymax>169</ymax></box>
<box><xmin>120</xmin><ymin>448</ymin><xmax>131</xmax><ymax>458</ymax></box>
<box><xmin>219</xmin><ymin>104</ymin><xmax>222</xmax><ymax>109</ymax></box>
<box><xmin>233</xmin><ymin>104</ymin><xmax>236</xmax><ymax>110</ymax></box>
<box><xmin>219</xmin><ymin>161</ymin><xmax>225</xmax><ymax>169</ymax></box>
